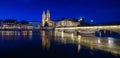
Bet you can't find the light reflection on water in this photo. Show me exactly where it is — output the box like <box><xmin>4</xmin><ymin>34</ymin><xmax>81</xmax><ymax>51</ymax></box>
<box><xmin>55</xmin><ymin>31</ymin><xmax>120</xmax><ymax>55</ymax></box>
<box><xmin>0</xmin><ymin>30</ymin><xmax>119</xmax><ymax>58</ymax></box>
<box><xmin>0</xmin><ymin>31</ymin><xmax>33</xmax><ymax>40</ymax></box>
<box><xmin>41</xmin><ymin>31</ymin><xmax>52</xmax><ymax>49</ymax></box>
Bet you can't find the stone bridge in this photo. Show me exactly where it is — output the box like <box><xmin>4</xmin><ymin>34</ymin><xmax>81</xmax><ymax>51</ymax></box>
<box><xmin>55</xmin><ymin>25</ymin><xmax>120</xmax><ymax>33</ymax></box>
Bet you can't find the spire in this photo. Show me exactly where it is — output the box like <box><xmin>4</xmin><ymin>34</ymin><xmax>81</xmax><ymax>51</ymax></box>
<box><xmin>46</xmin><ymin>9</ymin><xmax>50</xmax><ymax>18</ymax></box>
<box><xmin>47</xmin><ymin>9</ymin><xmax>50</xmax><ymax>14</ymax></box>
<box><xmin>42</xmin><ymin>10</ymin><xmax>46</xmax><ymax>26</ymax></box>
<box><xmin>42</xmin><ymin>11</ymin><xmax>45</xmax><ymax>16</ymax></box>
<box><xmin>42</xmin><ymin>10</ymin><xmax>46</xmax><ymax>19</ymax></box>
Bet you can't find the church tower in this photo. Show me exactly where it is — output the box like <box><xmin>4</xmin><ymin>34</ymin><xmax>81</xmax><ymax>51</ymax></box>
<box><xmin>46</xmin><ymin>10</ymin><xmax>50</xmax><ymax>22</ymax></box>
<box><xmin>42</xmin><ymin>11</ymin><xmax>46</xmax><ymax>26</ymax></box>
<box><xmin>42</xmin><ymin>9</ymin><xmax>54</xmax><ymax>27</ymax></box>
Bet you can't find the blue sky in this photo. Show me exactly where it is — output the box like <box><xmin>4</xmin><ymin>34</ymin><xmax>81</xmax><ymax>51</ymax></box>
<box><xmin>0</xmin><ymin>0</ymin><xmax>120</xmax><ymax>24</ymax></box>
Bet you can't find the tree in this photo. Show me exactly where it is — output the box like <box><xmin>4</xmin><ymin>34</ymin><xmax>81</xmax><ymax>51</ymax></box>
<box><xmin>80</xmin><ymin>17</ymin><xmax>85</xmax><ymax>26</ymax></box>
<box><xmin>21</xmin><ymin>20</ymin><xmax>29</xmax><ymax>25</ymax></box>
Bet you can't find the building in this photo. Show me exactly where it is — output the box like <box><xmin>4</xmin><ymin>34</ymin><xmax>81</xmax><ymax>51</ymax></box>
<box><xmin>2</xmin><ymin>20</ymin><xmax>17</xmax><ymax>29</ymax></box>
<box><xmin>56</xmin><ymin>18</ymin><xmax>80</xmax><ymax>27</ymax></box>
<box><xmin>42</xmin><ymin>10</ymin><xmax>54</xmax><ymax>27</ymax></box>
<box><xmin>0</xmin><ymin>20</ymin><xmax>3</xmax><ymax>29</ymax></box>
<box><xmin>20</xmin><ymin>20</ymin><xmax>30</xmax><ymax>29</ymax></box>
<box><xmin>29</xmin><ymin>21</ymin><xmax>41</xmax><ymax>29</ymax></box>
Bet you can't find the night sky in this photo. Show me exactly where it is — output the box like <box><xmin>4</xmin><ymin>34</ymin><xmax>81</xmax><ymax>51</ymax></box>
<box><xmin>0</xmin><ymin>0</ymin><xmax>120</xmax><ymax>24</ymax></box>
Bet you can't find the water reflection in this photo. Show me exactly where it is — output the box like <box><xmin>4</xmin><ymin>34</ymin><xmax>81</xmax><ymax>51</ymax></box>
<box><xmin>0</xmin><ymin>30</ymin><xmax>119</xmax><ymax>58</ymax></box>
<box><xmin>41</xmin><ymin>30</ymin><xmax>53</xmax><ymax>49</ymax></box>
<box><xmin>22</xmin><ymin>31</ymin><xmax>28</xmax><ymax>39</ymax></box>
<box><xmin>77</xmin><ymin>35</ymin><xmax>81</xmax><ymax>52</ymax></box>
<box><xmin>55</xmin><ymin>30</ymin><xmax>120</xmax><ymax>55</ymax></box>
<box><xmin>29</xmin><ymin>31</ymin><xmax>32</xmax><ymax>40</ymax></box>
<box><xmin>0</xmin><ymin>30</ymin><xmax>33</xmax><ymax>40</ymax></box>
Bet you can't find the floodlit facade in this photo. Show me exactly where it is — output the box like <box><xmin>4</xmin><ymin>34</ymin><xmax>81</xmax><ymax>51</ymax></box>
<box><xmin>56</xmin><ymin>18</ymin><xmax>80</xmax><ymax>27</ymax></box>
<box><xmin>2</xmin><ymin>20</ymin><xmax>18</xmax><ymax>29</ymax></box>
<box><xmin>42</xmin><ymin>10</ymin><xmax>54</xmax><ymax>27</ymax></box>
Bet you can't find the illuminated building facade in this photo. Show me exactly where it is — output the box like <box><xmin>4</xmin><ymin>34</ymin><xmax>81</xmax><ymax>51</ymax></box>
<box><xmin>20</xmin><ymin>20</ymin><xmax>33</xmax><ymax>29</ymax></box>
<box><xmin>56</xmin><ymin>18</ymin><xmax>80</xmax><ymax>27</ymax></box>
<box><xmin>0</xmin><ymin>20</ymin><xmax>39</xmax><ymax>29</ymax></box>
<box><xmin>42</xmin><ymin>10</ymin><xmax>54</xmax><ymax>27</ymax></box>
<box><xmin>2</xmin><ymin>20</ymin><xmax>17</xmax><ymax>29</ymax></box>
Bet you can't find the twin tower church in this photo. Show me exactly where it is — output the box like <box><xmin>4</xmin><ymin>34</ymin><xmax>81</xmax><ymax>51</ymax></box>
<box><xmin>42</xmin><ymin>10</ymin><xmax>54</xmax><ymax>27</ymax></box>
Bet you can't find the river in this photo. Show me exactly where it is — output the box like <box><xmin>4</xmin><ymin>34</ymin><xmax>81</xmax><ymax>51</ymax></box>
<box><xmin>0</xmin><ymin>30</ymin><xmax>119</xmax><ymax>58</ymax></box>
